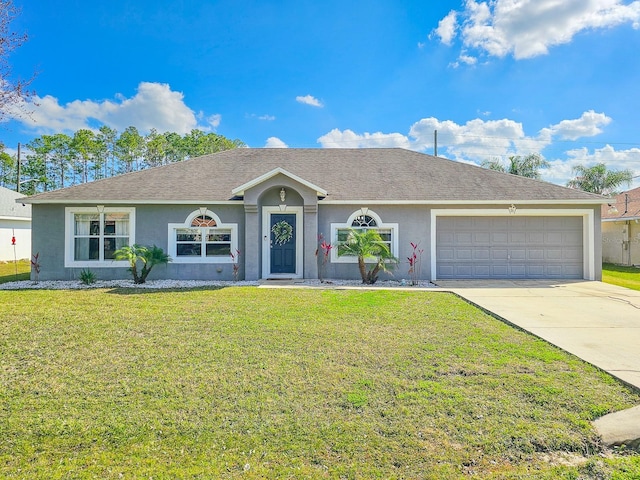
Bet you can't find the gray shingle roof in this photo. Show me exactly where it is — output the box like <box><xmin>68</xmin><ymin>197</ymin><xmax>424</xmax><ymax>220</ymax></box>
<box><xmin>1</xmin><ymin>186</ymin><xmax>31</xmax><ymax>217</ymax></box>
<box><xmin>601</xmin><ymin>186</ymin><xmax>640</xmax><ymax>220</ymax></box>
<box><xmin>21</xmin><ymin>148</ymin><xmax>605</xmax><ymax>204</ymax></box>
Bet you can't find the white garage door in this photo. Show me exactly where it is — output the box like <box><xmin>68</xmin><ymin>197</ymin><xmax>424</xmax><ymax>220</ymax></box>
<box><xmin>436</xmin><ymin>216</ymin><xmax>583</xmax><ymax>279</ymax></box>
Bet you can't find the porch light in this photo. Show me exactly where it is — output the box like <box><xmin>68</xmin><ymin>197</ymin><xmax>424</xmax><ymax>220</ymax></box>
<box><xmin>280</xmin><ymin>188</ymin><xmax>286</xmax><ymax>203</ymax></box>
<box><xmin>96</xmin><ymin>205</ymin><xmax>105</xmax><ymax>214</ymax></box>
<box><xmin>607</xmin><ymin>204</ymin><xmax>619</xmax><ymax>215</ymax></box>
<box><xmin>508</xmin><ymin>204</ymin><xmax>517</xmax><ymax>215</ymax></box>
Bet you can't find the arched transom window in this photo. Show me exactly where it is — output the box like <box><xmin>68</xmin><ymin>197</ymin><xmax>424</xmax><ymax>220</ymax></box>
<box><xmin>331</xmin><ymin>210</ymin><xmax>398</xmax><ymax>263</ymax></box>
<box><xmin>168</xmin><ymin>210</ymin><xmax>238</xmax><ymax>263</ymax></box>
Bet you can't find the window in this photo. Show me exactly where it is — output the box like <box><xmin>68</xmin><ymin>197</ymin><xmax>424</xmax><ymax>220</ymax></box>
<box><xmin>168</xmin><ymin>210</ymin><xmax>237</xmax><ymax>263</ymax></box>
<box><xmin>331</xmin><ymin>210</ymin><xmax>398</xmax><ymax>263</ymax></box>
<box><xmin>65</xmin><ymin>207</ymin><xmax>135</xmax><ymax>267</ymax></box>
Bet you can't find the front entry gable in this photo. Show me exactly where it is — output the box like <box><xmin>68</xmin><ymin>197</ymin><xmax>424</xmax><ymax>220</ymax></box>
<box><xmin>231</xmin><ymin>167</ymin><xmax>327</xmax><ymax>199</ymax></box>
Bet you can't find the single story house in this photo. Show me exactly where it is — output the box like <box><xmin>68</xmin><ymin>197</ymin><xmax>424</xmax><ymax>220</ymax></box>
<box><xmin>1</xmin><ymin>186</ymin><xmax>31</xmax><ymax>261</ymax></box>
<box><xmin>20</xmin><ymin>148</ymin><xmax>607</xmax><ymax>282</ymax></box>
<box><xmin>601</xmin><ymin>186</ymin><xmax>640</xmax><ymax>266</ymax></box>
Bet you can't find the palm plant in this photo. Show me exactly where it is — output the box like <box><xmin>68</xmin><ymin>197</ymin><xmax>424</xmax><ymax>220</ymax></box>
<box><xmin>337</xmin><ymin>229</ymin><xmax>398</xmax><ymax>284</ymax></box>
<box><xmin>114</xmin><ymin>244</ymin><xmax>171</xmax><ymax>284</ymax></box>
<box><xmin>482</xmin><ymin>153</ymin><xmax>549</xmax><ymax>179</ymax></box>
<box><xmin>566</xmin><ymin>163</ymin><xmax>633</xmax><ymax>195</ymax></box>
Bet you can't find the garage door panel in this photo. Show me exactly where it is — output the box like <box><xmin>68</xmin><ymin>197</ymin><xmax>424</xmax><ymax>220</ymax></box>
<box><xmin>563</xmin><ymin>265</ymin><xmax>582</xmax><ymax>277</ymax></box>
<box><xmin>456</xmin><ymin>248</ymin><xmax>473</xmax><ymax>260</ymax></box>
<box><xmin>438</xmin><ymin>231</ymin><xmax>455</xmax><ymax>243</ymax></box>
<box><xmin>510</xmin><ymin>249</ymin><xmax>527</xmax><ymax>260</ymax></box>
<box><xmin>492</xmin><ymin>248</ymin><xmax>508</xmax><ymax>260</ymax></box>
<box><xmin>510</xmin><ymin>232</ymin><xmax>527</xmax><ymax>243</ymax></box>
<box><xmin>563</xmin><ymin>231</ymin><xmax>582</xmax><ymax>244</ymax></box>
<box><xmin>529</xmin><ymin>232</ymin><xmax>544</xmax><ymax>243</ymax></box>
<box><xmin>528</xmin><ymin>249</ymin><xmax>544</xmax><ymax>260</ymax></box>
<box><xmin>492</xmin><ymin>232</ymin><xmax>509</xmax><ymax>244</ymax></box>
<box><xmin>455</xmin><ymin>232</ymin><xmax>474</xmax><ymax>244</ymax></box>
<box><xmin>527</xmin><ymin>265</ymin><xmax>545</xmax><ymax>277</ymax></box>
<box><xmin>510</xmin><ymin>265</ymin><xmax>526</xmax><ymax>277</ymax></box>
<box><xmin>546</xmin><ymin>232</ymin><xmax>563</xmax><ymax>244</ymax></box>
<box><xmin>473</xmin><ymin>265</ymin><xmax>491</xmax><ymax>277</ymax></box>
<box><xmin>563</xmin><ymin>248</ymin><xmax>582</xmax><ymax>260</ymax></box>
<box><xmin>474</xmin><ymin>249</ymin><xmax>491</xmax><ymax>260</ymax></box>
<box><xmin>491</xmin><ymin>265</ymin><xmax>508</xmax><ymax>276</ymax></box>
<box><xmin>546</xmin><ymin>248</ymin><xmax>563</xmax><ymax>260</ymax></box>
<box><xmin>439</xmin><ymin>265</ymin><xmax>454</xmax><ymax>276</ymax></box>
<box><xmin>454</xmin><ymin>265</ymin><xmax>473</xmax><ymax>277</ymax></box>
<box><xmin>436</xmin><ymin>216</ymin><xmax>583</xmax><ymax>279</ymax></box>
<box><xmin>527</xmin><ymin>217</ymin><xmax>545</xmax><ymax>229</ymax></box>
<box><xmin>438</xmin><ymin>248</ymin><xmax>454</xmax><ymax>260</ymax></box>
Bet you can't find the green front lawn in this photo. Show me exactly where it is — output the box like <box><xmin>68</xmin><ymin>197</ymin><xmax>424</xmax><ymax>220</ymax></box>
<box><xmin>603</xmin><ymin>263</ymin><xmax>640</xmax><ymax>291</ymax></box>
<box><xmin>0</xmin><ymin>259</ymin><xmax>30</xmax><ymax>283</ymax></box>
<box><xmin>1</xmin><ymin>287</ymin><xmax>639</xmax><ymax>479</ymax></box>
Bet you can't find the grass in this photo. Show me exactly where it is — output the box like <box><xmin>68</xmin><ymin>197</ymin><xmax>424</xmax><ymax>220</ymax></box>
<box><xmin>603</xmin><ymin>263</ymin><xmax>640</xmax><ymax>291</ymax></box>
<box><xmin>1</xmin><ymin>287</ymin><xmax>640</xmax><ymax>479</ymax></box>
<box><xmin>0</xmin><ymin>259</ymin><xmax>30</xmax><ymax>284</ymax></box>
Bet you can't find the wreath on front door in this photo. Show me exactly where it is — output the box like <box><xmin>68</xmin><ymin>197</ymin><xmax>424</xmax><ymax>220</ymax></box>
<box><xmin>271</xmin><ymin>220</ymin><xmax>293</xmax><ymax>245</ymax></box>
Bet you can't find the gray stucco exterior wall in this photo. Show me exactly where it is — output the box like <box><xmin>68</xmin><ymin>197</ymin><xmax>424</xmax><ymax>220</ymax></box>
<box><xmin>30</xmin><ymin>200</ymin><xmax>602</xmax><ymax>282</ymax></box>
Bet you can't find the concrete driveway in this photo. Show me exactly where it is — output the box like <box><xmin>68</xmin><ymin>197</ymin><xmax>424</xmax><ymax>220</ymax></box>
<box><xmin>434</xmin><ymin>280</ymin><xmax>640</xmax><ymax>391</ymax></box>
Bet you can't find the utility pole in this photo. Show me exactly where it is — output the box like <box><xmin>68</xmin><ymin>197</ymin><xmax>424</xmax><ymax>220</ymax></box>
<box><xmin>434</xmin><ymin>130</ymin><xmax>438</xmax><ymax>157</ymax></box>
<box><xmin>16</xmin><ymin>142</ymin><xmax>20</xmax><ymax>193</ymax></box>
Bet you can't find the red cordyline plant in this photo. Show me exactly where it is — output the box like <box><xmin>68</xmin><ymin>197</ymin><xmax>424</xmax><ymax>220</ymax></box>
<box><xmin>230</xmin><ymin>249</ymin><xmax>241</xmax><ymax>281</ymax></box>
<box><xmin>407</xmin><ymin>242</ymin><xmax>423</xmax><ymax>286</ymax></box>
<box><xmin>315</xmin><ymin>234</ymin><xmax>333</xmax><ymax>282</ymax></box>
<box><xmin>31</xmin><ymin>252</ymin><xmax>41</xmax><ymax>284</ymax></box>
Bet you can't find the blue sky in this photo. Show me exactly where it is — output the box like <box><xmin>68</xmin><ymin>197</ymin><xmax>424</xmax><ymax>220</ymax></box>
<box><xmin>5</xmin><ymin>0</ymin><xmax>640</xmax><ymax>188</ymax></box>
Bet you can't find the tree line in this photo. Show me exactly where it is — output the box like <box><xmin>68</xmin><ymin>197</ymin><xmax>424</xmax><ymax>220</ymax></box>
<box><xmin>0</xmin><ymin>126</ymin><xmax>245</xmax><ymax>194</ymax></box>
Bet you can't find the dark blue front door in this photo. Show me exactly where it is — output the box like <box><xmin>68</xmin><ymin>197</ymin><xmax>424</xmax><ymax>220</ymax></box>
<box><xmin>270</xmin><ymin>213</ymin><xmax>296</xmax><ymax>274</ymax></box>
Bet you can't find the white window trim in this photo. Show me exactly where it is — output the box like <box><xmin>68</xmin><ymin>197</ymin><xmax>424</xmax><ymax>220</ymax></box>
<box><xmin>64</xmin><ymin>207</ymin><xmax>136</xmax><ymax>268</ymax></box>
<box><xmin>168</xmin><ymin>209</ymin><xmax>238</xmax><ymax>264</ymax></box>
<box><xmin>330</xmin><ymin>209</ymin><xmax>399</xmax><ymax>264</ymax></box>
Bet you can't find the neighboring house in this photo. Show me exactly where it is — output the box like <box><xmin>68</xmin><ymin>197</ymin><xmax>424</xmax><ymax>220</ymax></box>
<box><xmin>20</xmin><ymin>148</ymin><xmax>606</xmax><ymax>282</ymax></box>
<box><xmin>601</xmin><ymin>186</ymin><xmax>640</xmax><ymax>266</ymax></box>
<box><xmin>0</xmin><ymin>186</ymin><xmax>31</xmax><ymax>261</ymax></box>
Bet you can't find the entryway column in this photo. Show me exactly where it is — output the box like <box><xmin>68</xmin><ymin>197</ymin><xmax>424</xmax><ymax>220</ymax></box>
<box><xmin>304</xmin><ymin>204</ymin><xmax>318</xmax><ymax>279</ymax></box>
<box><xmin>244</xmin><ymin>203</ymin><xmax>259</xmax><ymax>280</ymax></box>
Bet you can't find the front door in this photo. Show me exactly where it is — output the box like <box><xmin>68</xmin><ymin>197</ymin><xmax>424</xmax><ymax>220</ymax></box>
<box><xmin>270</xmin><ymin>213</ymin><xmax>296</xmax><ymax>274</ymax></box>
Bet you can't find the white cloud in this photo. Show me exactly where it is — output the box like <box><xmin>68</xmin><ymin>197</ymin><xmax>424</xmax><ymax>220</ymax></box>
<box><xmin>316</xmin><ymin>110</ymin><xmax>627</xmax><ymax>187</ymax></box>
<box><xmin>265</xmin><ymin>137</ymin><xmax>288</xmax><ymax>148</ymax></box>
<box><xmin>432</xmin><ymin>10</ymin><xmax>458</xmax><ymax>45</ymax></box>
<box><xmin>207</xmin><ymin>114</ymin><xmax>222</xmax><ymax>129</ymax></box>
<box><xmin>319</xmin><ymin>111</ymin><xmax>610</xmax><ymax>160</ymax></box>
<box><xmin>543</xmin><ymin>145</ymin><xmax>640</xmax><ymax>187</ymax></box>
<box><xmin>247</xmin><ymin>113</ymin><xmax>276</xmax><ymax>121</ymax></box>
<box><xmin>8</xmin><ymin>82</ymin><xmax>214</xmax><ymax>135</ymax></box>
<box><xmin>317</xmin><ymin>128</ymin><xmax>411</xmax><ymax>149</ymax></box>
<box><xmin>546</xmin><ymin>110</ymin><xmax>611</xmax><ymax>140</ymax></box>
<box><xmin>434</xmin><ymin>0</ymin><xmax>640</xmax><ymax>59</ymax></box>
<box><xmin>296</xmin><ymin>95</ymin><xmax>324</xmax><ymax>108</ymax></box>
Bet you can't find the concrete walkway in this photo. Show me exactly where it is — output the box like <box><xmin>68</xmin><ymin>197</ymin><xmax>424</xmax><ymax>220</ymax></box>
<box><xmin>434</xmin><ymin>280</ymin><xmax>640</xmax><ymax>447</ymax></box>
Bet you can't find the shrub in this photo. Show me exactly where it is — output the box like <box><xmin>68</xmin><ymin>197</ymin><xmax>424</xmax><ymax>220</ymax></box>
<box><xmin>114</xmin><ymin>244</ymin><xmax>171</xmax><ymax>284</ymax></box>
<box><xmin>79</xmin><ymin>269</ymin><xmax>96</xmax><ymax>285</ymax></box>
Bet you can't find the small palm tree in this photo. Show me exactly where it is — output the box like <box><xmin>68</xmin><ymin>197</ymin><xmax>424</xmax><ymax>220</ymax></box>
<box><xmin>566</xmin><ymin>163</ymin><xmax>633</xmax><ymax>195</ymax></box>
<box><xmin>482</xmin><ymin>153</ymin><xmax>550</xmax><ymax>179</ymax></box>
<box><xmin>114</xmin><ymin>244</ymin><xmax>171</xmax><ymax>284</ymax></box>
<box><xmin>338</xmin><ymin>229</ymin><xmax>398</xmax><ymax>284</ymax></box>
